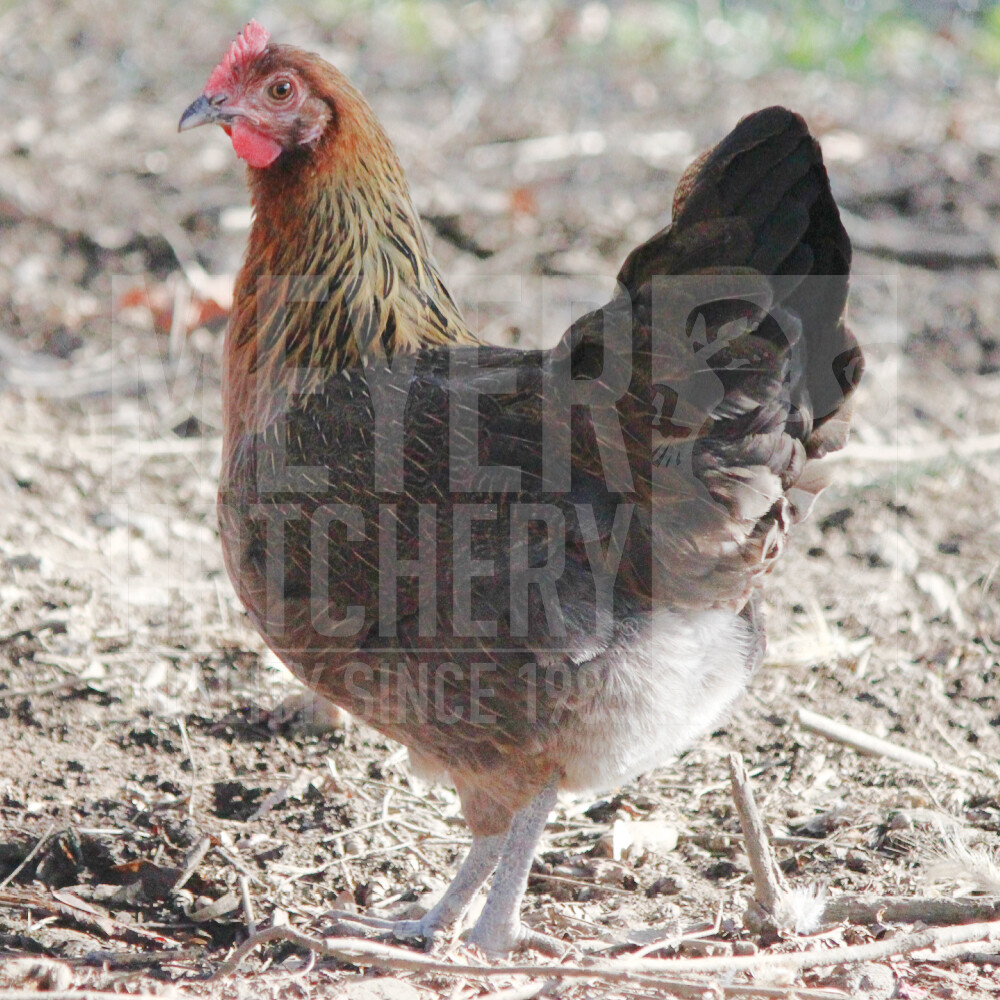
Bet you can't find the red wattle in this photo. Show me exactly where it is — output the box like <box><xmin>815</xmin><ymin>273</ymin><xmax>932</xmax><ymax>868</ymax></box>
<box><xmin>230</xmin><ymin>121</ymin><xmax>282</xmax><ymax>168</ymax></box>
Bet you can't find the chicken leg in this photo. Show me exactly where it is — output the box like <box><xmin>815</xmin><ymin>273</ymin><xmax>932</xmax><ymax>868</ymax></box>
<box><xmin>394</xmin><ymin>831</ymin><xmax>504</xmax><ymax>941</ymax></box>
<box><xmin>466</xmin><ymin>778</ymin><xmax>559</xmax><ymax>955</ymax></box>
<box><xmin>327</xmin><ymin>832</ymin><xmax>504</xmax><ymax>944</ymax></box>
<box><xmin>331</xmin><ymin>782</ymin><xmax>559</xmax><ymax>952</ymax></box>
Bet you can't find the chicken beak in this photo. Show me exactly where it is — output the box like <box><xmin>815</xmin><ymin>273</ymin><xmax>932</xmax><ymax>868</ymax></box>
<box><xmin>178</xmin><ymin>94</ymin><xmax>223</xmax><ymax>132</ymax></box>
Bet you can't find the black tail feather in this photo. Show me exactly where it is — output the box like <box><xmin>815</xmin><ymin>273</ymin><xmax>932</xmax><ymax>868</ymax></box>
<box><xmin>618</xmin><ymin>105</ymin><xmax>861</xmax><ymax>442</ymax></box>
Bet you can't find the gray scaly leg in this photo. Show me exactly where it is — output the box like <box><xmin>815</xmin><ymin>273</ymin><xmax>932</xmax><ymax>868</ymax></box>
<box><xmin>325</xmin><ymin>833</ymin><xmax>504</xmax><ymax>945</ymax></box>
<box><xmin>466</xmin><ymin>778</ymin><xmax>559</xmax><ymax>954</ymax></box>
<box><xmin>394</xmin><ymin>831</ymin><xmax>504</xmax><ymax>940</ymax></box>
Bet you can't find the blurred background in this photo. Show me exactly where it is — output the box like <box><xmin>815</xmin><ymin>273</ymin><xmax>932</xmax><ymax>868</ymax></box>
<box><xmin>0</xmin><ymin>0</ymin><xmax>999</xmax><ymax>986</ymax></box>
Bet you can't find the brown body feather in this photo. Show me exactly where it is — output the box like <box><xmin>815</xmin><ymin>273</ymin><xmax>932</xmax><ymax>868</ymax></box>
<box><xmin>216</xmin><ymin>77</ymin><xmax>863</xmax><ymax>833</ymax></box>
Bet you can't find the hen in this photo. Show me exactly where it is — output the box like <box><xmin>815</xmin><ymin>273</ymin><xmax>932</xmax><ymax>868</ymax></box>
<box><xmin>180</xmin><ymin>22</ymin><xmax>863</xmax><ymax>955</ymax></box>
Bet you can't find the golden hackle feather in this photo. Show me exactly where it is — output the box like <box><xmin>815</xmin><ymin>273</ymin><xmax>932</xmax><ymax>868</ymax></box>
<box><xmin>223</xmin><ymin>44</ymin><xmax>475</xmax><ymax>447</ymax></box>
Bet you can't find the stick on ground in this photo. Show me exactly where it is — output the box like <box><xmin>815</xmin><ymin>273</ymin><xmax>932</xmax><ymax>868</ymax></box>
<box><xmin>728</xmin><ymin>753</ymin><xmax>786</xmax><ymax>915</ymax></box>
<box><xmin>796</xmin><ymin>707</ymin><xmax>973</xmax><ymax>778</ymax></box>
<box><xmin>211</xmin><ymin>918</ymin><xmax>1000</xmax><ymax>986</ymax></box>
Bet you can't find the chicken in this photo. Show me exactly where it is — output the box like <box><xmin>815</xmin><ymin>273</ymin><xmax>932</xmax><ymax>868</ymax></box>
<box><xmin>180</xmin><ymin>21</ymin><xmax>863</xmax><ymax>955</ymax></box>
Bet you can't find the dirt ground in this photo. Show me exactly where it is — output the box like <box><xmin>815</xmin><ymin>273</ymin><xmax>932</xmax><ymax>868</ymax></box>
<box><xmin>1</xmin><ymin>2</ymin><xmax>1000</xmax><ymax>998</ymax></box>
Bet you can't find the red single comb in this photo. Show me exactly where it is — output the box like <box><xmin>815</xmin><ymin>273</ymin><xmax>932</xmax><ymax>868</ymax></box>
<box><xmin>205</xmin><ymin>20</ymin><xmax>270</xmax><ymax>93</ymax></box>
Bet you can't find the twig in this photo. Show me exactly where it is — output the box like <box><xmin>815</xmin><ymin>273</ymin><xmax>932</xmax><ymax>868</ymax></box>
<box><xmin>238</xmin><ymin>874</ymin><xmax>256</xmax><ymax>938</ymax></box>
<box><xmin>82</xmin><ymin>949</ymin><xmax>205</xmax><ymax>970</ymax></box>
<box><xmin>728</xmin><ymin>754</ymin><xmax>785</xmax><ymax>914</ymax></box>
<box><xmin>322</xmin><ymin>817</ymin><xmax>391</xmax><ymax>843</ymax></box>
<box><xmin>483</xmin><ymin>978</ymin><xmax>845</xmax><ymax>1000</ymax></box>
<box><xmin>828</xmin><ymin>432</ymin><xmax>1000</xmax><ymax>466</ymax></box>
<box><xmin>915</xmin><ymin>948</ymin><xmax>1000</xmax><ymax>965</ymax></box>
<box><xmin>211</xmin><ymin>919</ymin><xmax>1000</xmax><ymax>984</ymax></box>
<box><xmin>627</xmin><ymin>921</ymin><xmax>721</xmax><ymax>961</ymax></box>
<box><xmin>247</xmin><ymin>769</ymin><xmax>310</xmax><ymax>822</ymax></box>
<box><xmin>0</xmin><ymin>888</ymin><xmax>181</xmax><ymax>946</ymax></box>
<box><xmin>168</xmin><ymin>273</ymin><xmax>190</xmax><ymax>366</ymax></box>
<box><xmin>213</xmin><ymin>841</ymin><xmax>268</xmax><ymax>889</ymax></box>
<box><xmin>0</xmin><ymin>619</ymin><xmax>67</xmax><ymax>647</ymax></box>
<box><xmin>171</xmin><ymin>835</ymin><xmax>212</xmax><ymax>894</ymax></box>
<box><xmin>796</xmin><ymin>708</ymin><xmax>973</xmax><ymax>778</ymax></box>
<box><xmin>912</xmin><ymin>941</ymin><xmax>1000</xmax><ymax>963</ymax></box>
<box><xmin>361</xmin><ymin>776</ymin><xmax>449</xmax><ymax>814</ymax></box>
<box><xmin>0</xmin><ymin>677</ymin><xmax>92</xmax><ymax>700</ymax></box>
<box><xmin>626</xmin><ymin>985</ymin><xmax>846</xmax><ymax>1000</ymax></box>
<box><xmin>478</xmin><ymin>981</ymin><xmax>564</xmax><ymax>1000</ymax></box>
<box><xmin>528</xmin><ymin>871</ymin><xmax>636</xmax><ymax>897</ymax></box>
<box><xmin>840</xmin><ymin>208</ymin><xmax>995</xmax><ymax>268</ymax></box>
<box><xmin>821</xmin><ymin>895</ymin><xmax>1000</xmax><ymax>927</ymax></box>
<box><xmin>0</xmin><ymin>994</ymin><xmax>170</xmax><ymax>1000</ymax></box>
<box><xmin>276</xmin><ymin>839</ymin><xmax>423</xmax><ymax>885</ymax></box>
<box><xmin>0</xmin><ymin>824</ymin><xmax>57</xmax><ymax>889</ymax></box>
<box><xmin>176</xmin><ymin>715</ymin><xmax>198</xmax><ymax>817</ymax></box>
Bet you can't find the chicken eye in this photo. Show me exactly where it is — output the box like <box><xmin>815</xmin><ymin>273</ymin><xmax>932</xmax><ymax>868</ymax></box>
<box><xmin>268</xmin><ymin>79</ymin><xmax>293</xmax><ymax>101</ymax></box>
